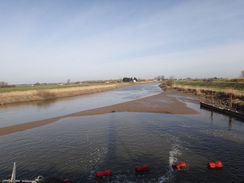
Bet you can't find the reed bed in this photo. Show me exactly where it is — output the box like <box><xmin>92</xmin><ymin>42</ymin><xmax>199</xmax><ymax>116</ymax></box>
<box><xmin>0</xmin><ymin>83</ymin><xmax>131</xmax><ymax>105</ymax></box>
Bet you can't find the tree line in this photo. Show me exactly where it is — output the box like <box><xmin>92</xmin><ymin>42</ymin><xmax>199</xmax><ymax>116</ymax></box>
<box><xmin>122</xmin><ymin>77</ymin><xmax>138</xmax><ymax>82</ymax></box>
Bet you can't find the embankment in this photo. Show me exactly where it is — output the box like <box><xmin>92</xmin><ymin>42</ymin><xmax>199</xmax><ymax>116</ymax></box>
<box><xmin>169</xmin><ymin>85</ymin><xmax>244</xmax><ymax>113</ymax></box>
<box><xmin>0</xmin><ymin>83</ymin><xmax>131</xmax><ymax>105</ymax></box>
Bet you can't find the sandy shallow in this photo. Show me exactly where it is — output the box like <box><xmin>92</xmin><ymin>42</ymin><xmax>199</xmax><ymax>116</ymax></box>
<box><xmin>0</xmin><ymin>89</ymin><xmax>200</xmax><ymax>136</ymax></box>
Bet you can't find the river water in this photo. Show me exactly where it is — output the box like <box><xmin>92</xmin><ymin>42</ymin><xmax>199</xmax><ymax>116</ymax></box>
<box><xmin>0</xmin><ymin>83</ymin><xmax>243</xmax><ymax>183</ymax></box>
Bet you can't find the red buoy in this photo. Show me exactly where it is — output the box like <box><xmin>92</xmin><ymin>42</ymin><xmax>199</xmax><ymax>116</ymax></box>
<box><xmin>215</xmin><ymin>161</ymin><xmax>224</xmax><ymax>168</ymax></box>
<box><xmin>135</xmin><ymin>165</ymin><xmax>150</xmax><ymax>172</ymax></box>
<box><xmin>208</xmin><ymin>162</ymin><xmax>216</xmax><ymax>168</ymax></box>
<box><xmin>96</xmin><ymin>171</ymin><xmax>104</xmax><ymax>178</ymax></box>
<box><xmin>179</xmin><ymin>162</ymin><xmax>186</xmax><ymax>167</ymax></box>
<box><xmin>172</xmin><ymin>162</ymin><xmax>187</xmax><ymax>169</ymax></box>
<box><xmin>104</xmin><ymin>170</ymin><xmax>111</xmax><ymax>176</ymax></box>
<box><xmin>176</xmin><ymin>164</ymin><xmax>181</xmax><ymax>169</ymax></box>
<box><xmin>135</xmin><ymin>166</ymin><xmax>143</xmax><ymax>172</ymax></box>
<box><xmin>142</xmin><ymin>165</ymin><xmax>150</xmax><ymax>171</ymax></box>
<box><xmin>64</xmin><ymin>179</ymin><xmax>70</xmax><ymax>182</ymax></box>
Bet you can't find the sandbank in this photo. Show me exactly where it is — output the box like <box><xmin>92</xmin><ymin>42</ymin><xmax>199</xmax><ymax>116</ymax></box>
<box><xmin>0</xmin><ymin>89</ymin><xmax>200</xmax><ymax>136</ymax></box>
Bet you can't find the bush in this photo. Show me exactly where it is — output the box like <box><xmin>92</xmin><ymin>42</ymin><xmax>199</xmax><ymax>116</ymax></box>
<box><xmin>123</xmin><ymin>77</ymin><xmax>132</xmax><ymax>82</ymax></box>
<box><xmin>165</xmin><ymin>76</ymin><xmax>175</xmax><ymax>87</ymax></box>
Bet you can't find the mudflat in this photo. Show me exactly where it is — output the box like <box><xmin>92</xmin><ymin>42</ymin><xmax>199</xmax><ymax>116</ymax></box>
<box><xmin>0</xmin><ymin>89</ymin><xmax>200</xmax><ymax>136</ymax></box>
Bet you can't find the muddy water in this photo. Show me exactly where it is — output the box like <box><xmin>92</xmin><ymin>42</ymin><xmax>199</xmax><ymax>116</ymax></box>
<box><xmin>0</xmin><ymin>83</ymin><xmax>243</xmax><ymax>183</ymax></box>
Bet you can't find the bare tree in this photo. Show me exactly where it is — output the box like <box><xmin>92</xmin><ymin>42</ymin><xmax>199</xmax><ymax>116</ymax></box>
<box><xmin>165</xmin><ymin>76</ymin><xmax>175</xmax><ymax>87</ymax></box>
<box><xmin>67</xmin><ymin>79</ymin><xmax>71</xmax><ymax>84</ymax></box>
<box><xmin>155</xmin><ymin>75</ymin><xmax>165</xmax><ymax>81</ymax></box>
<box><xmin>0</xmin><ymin>81</ymin><xmax>8</xmax><ymax>86</ymax></box>
<box><xmin>241</xmin><ymin>70</ymin><xmax>244</xmax><ymax>78</ymax></box>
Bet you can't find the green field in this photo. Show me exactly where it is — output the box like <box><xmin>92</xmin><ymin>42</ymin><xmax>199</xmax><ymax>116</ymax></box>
<box><xmin>174</xmin><ymin>78</ymin><xmax>244</xmax><ymax>93</ymax></box>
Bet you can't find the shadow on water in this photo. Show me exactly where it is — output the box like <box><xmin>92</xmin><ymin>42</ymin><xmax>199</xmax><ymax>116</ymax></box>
<box><xmin>0</xmin><ymin>114</ymin><xmax>172</xmax><ymax>183</ymax></box>
<box><xmin>83</xmin><ymin>115</ymin><xmax>192</xmax><ymax>183</ymax></box>
<box><xmin>83</xmin><ymin>113</ymin><xmax>179</xmax><ymax>183</ymax></box>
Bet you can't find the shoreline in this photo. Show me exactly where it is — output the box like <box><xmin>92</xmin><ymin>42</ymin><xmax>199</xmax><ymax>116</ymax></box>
<box><xmin>0</xmin><ymin>83</ymin><xmax>133</xmax><ymax>105</ymax></box>
<box><xmin>0</xmin><ymin>89</ymin><xmax>200</xmax><ymax>136</ymax></box>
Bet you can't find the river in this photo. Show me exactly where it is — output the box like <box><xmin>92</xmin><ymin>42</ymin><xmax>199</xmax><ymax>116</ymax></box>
<box><xmin>0</xmin><ymin>83</ymin><xmax>243</xmax><ymax>183</ymax></box>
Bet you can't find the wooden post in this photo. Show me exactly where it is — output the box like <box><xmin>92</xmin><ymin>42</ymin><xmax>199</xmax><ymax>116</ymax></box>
<box><xmin>229</xmin><ymin>93</ymin><xmax>233</xmax><ymax>108</ymax></box>
<box><xmin>211</xmin><ymin>90</ymin><xmax>213</xmax><ymax>103</ymax></box>
<box><xmin>228</xmin><ymin>116</ymin><xmax>232</xmax><ymax>129</ymax></box>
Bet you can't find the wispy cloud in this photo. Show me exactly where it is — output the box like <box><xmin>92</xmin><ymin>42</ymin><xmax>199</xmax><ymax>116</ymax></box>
<box><xmin>0</xmin><ymin>0</ymin><xmax>243</xmax><ymax>83</ymax></box>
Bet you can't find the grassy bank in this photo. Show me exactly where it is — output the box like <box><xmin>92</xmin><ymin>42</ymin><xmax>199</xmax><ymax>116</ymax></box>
<box><xmin>170</xmin><ymin>78</ymin><xmax>244</xmax><ymax>112</ymax></box>
<box><xmin>174</xmin><ymin>78</ymin><xmax>244</xmax><ymax>93</ymax></box>
<box><xmin>0</xmin><ymin>83</ymin><xmax>122</xmax><ymax>93</ymax></box>
<box><xmin>0</xmin><ymin>82</ymin><xmax>133</xmax><ymax>105</ymax></box>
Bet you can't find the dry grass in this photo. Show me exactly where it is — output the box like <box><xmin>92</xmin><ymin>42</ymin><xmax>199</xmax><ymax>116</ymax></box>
<box><xmin>174</xmin><ymin>78</ymin><xmax>244</xmax><ymax>93</ymax></box>
<box><xmin>171</xmin><ymin>84</ymin><xmax>244</xmax><ymax>112</ymax></box>
<box><xmin>173</xmin><ymin>84</ymin><xmax>244</xmax><ymax>97</ymax></box>
<box><xmin>0</xmin><ymin>83</ymin><xmax>131</xmax><ymax>105</ymax></box>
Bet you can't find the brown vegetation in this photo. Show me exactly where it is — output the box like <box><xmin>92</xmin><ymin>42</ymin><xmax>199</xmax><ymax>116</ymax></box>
<box><xmin>165</xmin><ymin>76</ymin><xmax>175</xmax><ymax>87</ymax></box>
<box><xmin>160</xmin><ymin>78</ymin><xmax>244</xmax><ymax>113</ymax></box>
<box><xmin>168</xmin><ymin>85</ymin><xmax>244</xmax><ymax>112</ymax></box>
<box><xmin>0</xmin><ymin>83</ymin><xmax>131</xmax><ymax>105</ymax></box>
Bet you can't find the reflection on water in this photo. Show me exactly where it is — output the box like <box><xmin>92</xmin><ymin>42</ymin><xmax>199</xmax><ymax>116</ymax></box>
<box><xmin>0</xmin><ymin>83</ymin><xmax>162</xmax><ymax>128</ymax></box>
<box><xmin>0</xmin><ymin>83</ymin><xmax>243</xmax><ymax>183</ymax></box>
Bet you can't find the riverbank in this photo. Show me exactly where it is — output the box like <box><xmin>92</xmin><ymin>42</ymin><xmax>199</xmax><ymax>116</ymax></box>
<box><xmin>159</xmin><ymin>82</ymin><xmax>244</xmax><ymax>120</ymax></box>
<box><xmin>0</xmin><ymin>89</ymin><xmax>200</xmax><ymax>136</ymax></box>
<box><xmin>0</xmin><ymin>83</ymin><xmax>133</xmax><ymax>105</ymax></box>
<box><xmin>172</xmin><ymin>78</ymin><xmax>244</xmax><ymax>112</ymax></box>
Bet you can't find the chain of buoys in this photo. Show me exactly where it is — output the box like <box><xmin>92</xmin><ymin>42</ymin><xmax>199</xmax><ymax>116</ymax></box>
<box><xmin>93</xmin><ymin>161</ymin><xmax>224</xmax><ymax>179</ymax></box>
<box><xmin>4</xmin><ymin>161</ymin><xmax>226</xmax><ymax>183</ymax></box>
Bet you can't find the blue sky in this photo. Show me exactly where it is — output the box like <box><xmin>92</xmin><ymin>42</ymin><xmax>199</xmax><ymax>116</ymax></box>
<box><xmin>0</xmin><ymin>0</ymin><xmax>244</xmax><ymax>84</ymax></box>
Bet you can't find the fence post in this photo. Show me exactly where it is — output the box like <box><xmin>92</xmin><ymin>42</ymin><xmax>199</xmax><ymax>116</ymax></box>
<box><xmin>211</xmin><ymin>90</ymin><xmax>213</xmax><ymax>103</ymax></box>
<box><xmin>229</xmin><ymin>93</ymin><xmax>233</xmax><ymax>108</ymax></box>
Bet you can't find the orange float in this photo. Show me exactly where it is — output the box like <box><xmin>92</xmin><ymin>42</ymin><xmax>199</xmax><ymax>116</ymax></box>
<box><xmin>208</xmin><ymin>162</ymin><xmax>216</xmax><ymax>168</ymax></box>
<box><xmin>179</xmin><ymin>162</ymin><xmax>186</xmax><ymax>167</ymax></box>
<box><xmin>215</xmin><ymin>161</ymin><xmax>224</xmax><ymax>168</ymax></box>
<box><xmin>172</xmin><ymin>162</ymin><xmax>187</xmax><ymax>169</ymax></box>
